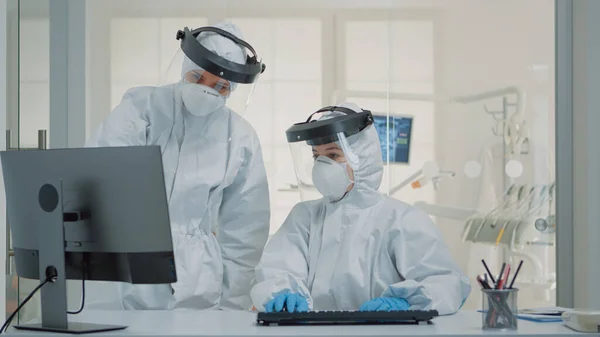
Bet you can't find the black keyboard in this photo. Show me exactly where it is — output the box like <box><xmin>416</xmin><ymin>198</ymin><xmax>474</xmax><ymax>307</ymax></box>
<box><xmin>256</xmin><ymin>310</ymin><xmax>439</xmax><ymax>326</ymax></box>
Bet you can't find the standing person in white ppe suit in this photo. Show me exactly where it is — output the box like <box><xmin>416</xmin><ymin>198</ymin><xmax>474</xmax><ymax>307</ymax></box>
<box><xmin>251</xmin><ymin>103</ymin><xmax>470</xmax><ymax>314</ymax></box>
<box><xmin>86</xmin><ymin>21</ymin><xmax>270</xmax><ymax>310</ymax></box>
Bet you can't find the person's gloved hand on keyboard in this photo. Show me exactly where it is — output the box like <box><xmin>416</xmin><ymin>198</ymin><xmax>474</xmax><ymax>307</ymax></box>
<box><xmin>359</xmin><ymin>297</ymin><xmax>410</xmax><ymax>311</ymax></box>
<box><xmin>265</xmin><ymin>292</ymin><xmax>309</xmax><ymax>313</ymax></box>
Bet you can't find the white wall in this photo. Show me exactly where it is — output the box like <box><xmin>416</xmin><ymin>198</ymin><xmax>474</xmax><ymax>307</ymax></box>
<box><xmin>19</xmin><ymin>18</ymin><xmax>49</xmax><ymax>149</ymax></box>
<box><xmin>338</xmin><ymin>17</ymin><xmax>436</xmax><ymax>207</ymax></box>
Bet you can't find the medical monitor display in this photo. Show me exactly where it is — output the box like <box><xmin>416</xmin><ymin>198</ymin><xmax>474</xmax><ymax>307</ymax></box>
<box><xmin>372</xmin><ymin>114</ymin><xmax>413</xmax><ymax>164</ymax></box>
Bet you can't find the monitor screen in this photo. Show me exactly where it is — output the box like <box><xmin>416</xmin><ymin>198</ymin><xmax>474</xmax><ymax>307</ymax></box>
<box><xmin>372</xmin><ymin>114</ymin><xmax>413</xmax><ymax>164</ymax></box>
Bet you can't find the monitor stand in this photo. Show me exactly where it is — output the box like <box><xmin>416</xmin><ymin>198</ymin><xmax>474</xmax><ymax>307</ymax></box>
<box><xmin>14</xmin><ymin>180</ymin><xmax>127</xmax><ymax>334</ymax></box>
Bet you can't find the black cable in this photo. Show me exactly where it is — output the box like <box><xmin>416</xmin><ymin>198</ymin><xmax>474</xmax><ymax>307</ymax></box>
<box><xmin>67</xmin><ymin>275</ymin><xmax>85</xmax><ymax>315</ymax></box>
<box><xmin>1</xmin><ymin>279</ymin><xmax>49</xmax><ymax>333</ymax></box>
<box><xmin>67</xmin><ymin>256</ymin><xmax>87</xmax><ymax>315</ymax></box>
<box><xmin>1</xmin><ymin>266</ymin><xmax>57</xmax><ymax>333</ymax></box>
<box><xmin>1</xmin><ymin>265</ymin><xmax>88</xmax><ymax>331</ymax></box>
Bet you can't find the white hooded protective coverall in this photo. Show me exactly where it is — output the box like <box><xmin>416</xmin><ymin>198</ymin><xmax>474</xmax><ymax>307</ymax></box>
<box><xmin>251</xmin><ymin>108</ymin><xmax>470</xmax><ymax>315</ymax></box>
<box><xmin>85</xmin><ymin>21</ymin><xmax>270</xmax><ymax>310</ymax></box>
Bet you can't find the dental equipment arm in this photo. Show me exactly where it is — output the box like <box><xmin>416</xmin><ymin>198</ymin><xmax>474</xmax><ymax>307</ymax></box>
<box><xmin>389</xmin><ymin>161</ymin><xmax>455</xmax><ymax>195</ymax></box>
<box><xmin>413</xmin><ymin>202</ymin><xmax>477</xmax><ymax>221</ymax></box>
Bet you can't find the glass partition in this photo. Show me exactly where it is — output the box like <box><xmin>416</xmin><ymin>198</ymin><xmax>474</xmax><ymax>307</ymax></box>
<box><xmin>85</xmin><ymin>0</ymin><xmax>555</xmax><ymax>310</ymax></box>
<box><xmin>5</xmin><ymin>0</ymin><xmax>80</xmax><ymax>326</ymax></box>
<box><xmin>5</xmin><ymin>0</ymin><xmax>555</xmax><ymax>319</ymax></box>
<box><xmin>4</xmin><ymin>0</ymin><xmax>19</xmax><ymax>323</ymax></box>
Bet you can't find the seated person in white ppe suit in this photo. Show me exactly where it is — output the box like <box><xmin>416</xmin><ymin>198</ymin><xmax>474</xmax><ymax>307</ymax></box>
<box><xmin>251</xmin><ymin>103</ymin><xmax>470</xmax><ymax>314</ymax></box>
<box><xmin>85</xmin><ymin>21</ymin><xmax>270</xmax><ymax>310</ymax></box>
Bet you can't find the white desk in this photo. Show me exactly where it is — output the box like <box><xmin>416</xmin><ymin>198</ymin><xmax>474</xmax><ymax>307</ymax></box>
<box><xmin>4</xmin><ymin>310</ymin><xmax>593</xmax><ymax>337</ymax></box>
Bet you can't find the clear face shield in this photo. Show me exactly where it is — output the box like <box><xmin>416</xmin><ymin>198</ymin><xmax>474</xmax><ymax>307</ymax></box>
<box><xmin>286</xmin><ymin>106</ymin><xmax>374</xmax><ymax>202</ymax></box>
<box><xmin>160</xmin><ymin>25</ymin><xmax>266</xmax><ymax>138</ymax></box>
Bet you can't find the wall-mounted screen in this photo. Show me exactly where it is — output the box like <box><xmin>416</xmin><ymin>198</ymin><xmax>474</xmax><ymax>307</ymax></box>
<box><xmin>373</xmin><ymin>114</ymin><xmax>413</xmax><ymax>164</ymax></box>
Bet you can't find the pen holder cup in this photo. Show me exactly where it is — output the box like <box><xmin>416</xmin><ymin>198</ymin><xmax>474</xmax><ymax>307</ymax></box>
<box><xmin>481</xmin><ymin>288</ymin><xmax>518</xmax><ymax>330</ymax></box>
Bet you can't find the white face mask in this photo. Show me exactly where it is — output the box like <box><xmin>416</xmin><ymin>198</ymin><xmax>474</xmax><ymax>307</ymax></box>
<box><xmin>312</xmin><ymin>156</ymin><xmax>354</xmax><ymax>202</ymax></box>
<box><xmin>181</xmin><ymin>83</ymin><xmax>225</xmax><ymax>117</ymax></box>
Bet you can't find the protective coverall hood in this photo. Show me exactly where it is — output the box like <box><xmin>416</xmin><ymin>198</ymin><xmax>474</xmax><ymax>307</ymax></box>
<box><xmin>329</xmin><ymin>103</ymin><xmax>384</xmax><ymax>208</ymax></box>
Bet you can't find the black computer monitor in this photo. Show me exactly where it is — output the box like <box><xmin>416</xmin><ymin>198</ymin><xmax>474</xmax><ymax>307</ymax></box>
<box><xmin>372</xmin><ymin>114</ymin><xmax>413</xmax><ymax>164</ymax></box>
<box><xmin>1</xmin><ymin>146</ymin><xmax>177</xmax><ymax>334</ymax></box>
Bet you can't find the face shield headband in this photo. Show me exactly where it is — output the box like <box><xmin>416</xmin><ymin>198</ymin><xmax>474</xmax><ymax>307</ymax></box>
<box><xmin>176</xmin><ymin>26</ymin><xmax>266</xmax><ymax>84</ymax></box>
<box><xmin>285</xmin><ymin>105</ymin><xmax>374</xmax><ymax>146</ymax></box>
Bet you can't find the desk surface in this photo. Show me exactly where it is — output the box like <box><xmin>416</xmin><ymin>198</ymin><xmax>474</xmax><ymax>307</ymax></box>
<box><xmin>4</xmin><ymin>310</ymin><xmax>591</xmax><ymax>337</ymax></box>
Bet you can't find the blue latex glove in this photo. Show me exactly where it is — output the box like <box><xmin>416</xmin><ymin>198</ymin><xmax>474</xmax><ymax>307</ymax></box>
<box><xmin>264</xmin><ymin>292</ymin><xmax>309</xmax><ymax>313</ymax></box>
<box><xmin>359</xmin><ymin>297</ymin><xmax>410</xmax><ymax>311</ymax></box>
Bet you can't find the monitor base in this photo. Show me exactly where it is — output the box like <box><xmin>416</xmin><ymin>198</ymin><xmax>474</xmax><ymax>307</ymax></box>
<box><xmin>15</xmin><ymin>322</ymin><xmax>127</xmax><ymax>335</ymax></box>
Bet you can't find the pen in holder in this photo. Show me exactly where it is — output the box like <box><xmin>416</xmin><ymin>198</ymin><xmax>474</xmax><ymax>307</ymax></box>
<box><xmin>481</xmin><ymin>288</ymin><xmax>518</xmax><ymax>330</ymax></box>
